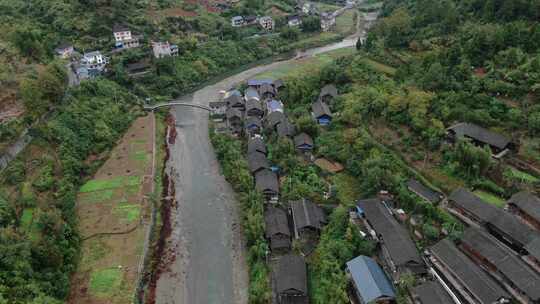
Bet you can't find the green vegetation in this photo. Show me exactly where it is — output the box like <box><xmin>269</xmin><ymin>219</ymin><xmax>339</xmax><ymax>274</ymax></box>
<box><xmin>89</xmin><ymin>268</ymin><xmax>124</xmax><ymax>297</ymax></box>
<box><xmin>80</xmin><ymin>176</ymin><xmax>141</xmax><ymax>193</ymax></box>
<box><xmin>473</xmin><ymin>190</ymin><xmax>506</xmax><ymax>208</ymax></box>
<box><xmin>114</xmin><ymin>203</ymin><xmax>142</xmax><ymax>223</ymax></box>
<box><xmin>79</xmin><ymin>189</ymin><xmax>116</xmax><ymax>204</ymax></box>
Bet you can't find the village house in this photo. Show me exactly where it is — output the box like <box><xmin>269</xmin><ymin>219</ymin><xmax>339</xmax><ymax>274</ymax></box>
<box><xmin>265</xmin><ymin>111</ymin><xmax>286</xmax><ymax>130</ymax></box>
<box><xmin>54</xmin><ymin>43</ymin><xmax>74</xmax><ymax>59</ymax></box>
<box><xmin>274</xmin><ymin>79</ymin><xmax>285</xmax><ymax>91</ymax></box>
<box><xmin>293</xmin><ymin>133</ymin><xmax>314</xmax><ymax>153</ymax></box>
<box><xmin>447</xmin><ymin>188</ymin><xmax>540</xmax><ymax>254</ymax></box>
<box><xmin>247</xmin><ymin>151</ymin><xmax>269</xmax><ymax>174</ymax></box>
<box><xmin>152</xmin><ymin>41</ymin><xmax>179</xmax><ymax>58</ymax></box>
<box><xmin>244</xmin><ymin>15</ymin><xmax>258</xmax><ymax>25</ymax></box>
<box><xmin>460</xmin><ymin>228</ymin><xmax>540</xmax><ymax>304</ymax></box>
<box><xmin>290</xmin><ymin>199</ymin><xmax>327</xmax><ymax>240</ymax></box>
<box><xmin>258</xmin><ymin>83</ymin><xmax>276</xmax><ymax>100</ymax></box>
<box><xmin>287</xmin><ymin>14</ymin><xmax>302</xmax><ymax>27</ymax></box>
<box><xmin>264</xmin><ymin>206</ymin><xmax>292</xmax><ymax>252</ymax></box>
<box><xmin>346</xmin><ymin>255</ymin><xmax>396</xmax><ymax>304</ymax></box>
<box><xmin>406</xmin><ymin>179</ymin><xmax>443</xmax><ymax>204</ymax></box>
<box><xmin>225</xmin><ymin>91</ymin><xmax>245</xmax><ymax>110</ymax></box>
<box><xmin>81</xmin><ymin>51</ymin><xmax>107</xmax><ymax>70</ymax></box>
<box><xmin>226</xmin><ymin>107</ymin><xmax>243</xmax><ymax>134</ymax></box>
<box><xmin>312</xmin><ymin>99</ymin><xmax>332</xmax><ymax>125</ymax></box>
<box><xmin>231</xmin><ymin>16</ymin><xmax>244</xmax><ymax>27</ymax></box>
<box><xmin>446</xmin><ymin>122</ymin><xmax>514</xmax><ymax>157</ymax></box>
<box><xmin>245</xmin><ymin>98</ymin><xmax>265</xmax><ymax>118</ymax></box>
<box><xmin>274</xmin><ymin>254</ymin><xmax>308</xmax><ymax>304</ymax></box>
<box><xmin>411</xmin><ymin>281</ymin><xmax>454</xmax><ymax>304</ymax></box>
<box><xmin>525</xmin><ymin>238</ymin><xmax>540</xmax><ymax>269</ymax></box>
<box><xmin>276</xmin><ymin>119</ymin><xmax>296</xmax><ymax>138</ymax></box>
<box><xmin>319</xmin><ymin>84</ymin><xmax>338</xmax><ymax>103</ymax></box>
<box><xmin>255</xmin><ymin>169</ymin><xmax>279</xmax><ymax>200</ymax></box>
<box><xmin>112</xmin><ymin>24</ymin><xmax>139</xmax><ymax>49</ymax></box>
<box><xmin>258</xmin><ymin>16</ymin><xmax>274</xmax><ymax>30</ymax></box>
<box><xmin>125</xmin><ymin>61</ymin><xmax>151</xmax><ymax>76</ymax></box>
<box><xmin>244</xmin><ymin>116</ymin><xmax>262</xmax><ymax>135</ymax></box>
<box><xmin>266</xmin><ymin>99</ymin><xmax>284</xmax><ymax>113</ymax></box>
<box><xmin>247</xmin><ymin>136</ymin><xmax>267</xmax><ymax>156</ymax></box>
<box><xmin>209</xmin><ymin>101</ymin><xmax>227</xmax><ymax>119</ymax></box>
<box><xmin>507</xmin><ymin>191</ymin><xmax>540</xmax><ymax>230</ymax></box>
<box><xmin>357</xmin><ymin>198</ymin><xmax>426</xmax><ymax>276</ymax></box>
<box><xmin>320</xmin><ymin>12</ymin><xmax>336</xmax><ymax>32</ymax></box>
<box><xmin>429</xmin><ymin>239</ymin><xmax>511</xmax><ymax>304</ymax></box>
<box><xmin>245</xmin><ymin>86</ymin><xmax>260</xmax><ymax>101</ymax></box>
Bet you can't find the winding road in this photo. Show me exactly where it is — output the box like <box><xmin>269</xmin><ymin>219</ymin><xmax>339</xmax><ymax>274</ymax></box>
<box><xmin>154</xmin><ymin>10</ymin><xmax>371</xmax><ymax>304</ymax></box>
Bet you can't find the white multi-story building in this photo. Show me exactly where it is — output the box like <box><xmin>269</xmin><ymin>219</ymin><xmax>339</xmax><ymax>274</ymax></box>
<box><xmin>258</xmin><ymin>16</ymin><xmax>274</xmax><ymax>31</ymax></box>
<box><xmin>81</xmin><ymin>51</ymin><xmax>107</xmax><ymax>71</ymax></box>
<box><xmin>152</xmin><ymin>41</ymin><xmax>179</xmax><ymax>58</ymax></box>
<box><xmin>113</xmin><ymin>24</ymin><xmax>139</xmax><ymax>49</ymax></box>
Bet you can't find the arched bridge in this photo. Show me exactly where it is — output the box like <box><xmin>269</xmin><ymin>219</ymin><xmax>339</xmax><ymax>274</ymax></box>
<box><xmin>143</xmin><ymin>102</ymin><xmax>212</xmax><ymax>111</ymax></box>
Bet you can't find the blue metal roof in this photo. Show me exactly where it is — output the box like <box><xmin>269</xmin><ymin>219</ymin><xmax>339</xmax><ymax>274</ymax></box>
<box><xmin>247</xmin><ymin>79</ymin><xmax>274</xmax><ymax>86</ymax></box>
<box><xmin>346</xmin><ymin>256</ymin><xmax>395</xmax><ymax>303</ymax></box>
<box><xmin>267</xmin><ymin>99</ymin><xmax>283</xmax><ymax>112</ymax></box>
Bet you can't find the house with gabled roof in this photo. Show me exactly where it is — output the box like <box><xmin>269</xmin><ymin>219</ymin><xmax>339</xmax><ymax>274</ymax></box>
<box><xmin>247</xmin><ymin>137</ymin><xmax>267</xmax><ymax>156</ymax></box>
<box><xmin>460</xmin><ymin>228</ymin><xmax>540</xmax><ymax>303</ymax></box>
<box><xmin>446</xmin><ymin>122</ymin><xmax>514</xmax><ymax>156</ymax></box>
<box><xmin>357</xmin><ymin>198</ymin><xmax>426</xmax><ymax>276</ymax></box>
<box><xmin>112</xmin><ymin>24</ymin><xmax>139</xmax><ymax>49</ymax></box>
<box><xmin>226</xmin><ymin>107</ymin><xmax>243</xmax><ymax>134</ymax></box>
<box><xmin>319</xmin><ymin>84</ymin><xmax>338</xmax><ymax>103</ymax></box>
<box><xmin>247</xmin><ymin>151</ymin><xmax>269</xmax><ymax>174</ymax></box>
<box><xmin>265</xmin><ymin>111</ymin><xmax>286</xmax><ymax>130</ymax></box>
<box><xmin>346</xmin><ymin>255</ymin><xmax>396</xmax><ymax>304</ymax></box>
<box><xmin>225</xmin><ymin>93</ymin><xmax>245</xmax><ymax>110</ymax></box>
<box><xmin>55</xmin><ymin>43</ymin><xmax>74</xmax><ymax>59</ymax></box>
<box><xmin>245</xmin><ymin>87</ymin><xmax>260</xmax><ymax>101</ymax></box>
<box><xmin>244</xmin><ymin>116</ymin><xmax>262</xmax><ymax>135</ymax></box>
<box><xmin>274</xmin><ymin>254</ymin><xmax>308</xmax><ymax>304</ymax></box>
<box><xmin>264</xmin><ymin>206</ymin><xmax>291</xmax><ymax>252</ymax></box>
<box><xmin>312</xmin><ymin>99</ymin><xmax>332</xmax><ymax>125</ymax></box>
<box><xmin>245</xmin><ymin>98</ymin><xmax>265</xmax><ymax>118</ymax></box>
<box><xmin>255</xmin><ymin>169</ymin><xmax>279</xmax><ymax>200</ymax></box>
<box><xmin>429</xmin><ymin>238</ymin><xmax>510</xmax><ymax>304</ymax></box>
<box><xmin>258</xmin><ymin>83</ymin><xmax>276</xmax><ymax>99</ymax></box>
<box><xmin>290</xmin><ymin>199</ymin><xmax>326</xmax><ymax>240</ymax></box>
<box><xmin>507</xmin><ymin>191</ymin><xmax>540</xmax><ymax>230</ymax></box>
<box><xmin>293</xmin><ymin>133</ymin><xmax>314</xmax><ymax>152</ymax></box>
<box><xmin>411</xmin><ymin>281</ymin><xmax>454</xmax><ymax>304</ymax></box>
<box><xmin>406</xmin><ymin>179</ymin><xmax>443</xmax><ymax>204</ymax></box>
<box><xmin>277</xmin><ymin>119</ymin><xmax>296</xmax><ymax>138</ymax></box>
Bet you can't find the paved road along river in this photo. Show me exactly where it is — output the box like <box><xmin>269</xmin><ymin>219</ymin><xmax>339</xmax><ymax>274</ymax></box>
<box><xmin>154</xmin><ymin>16</ymin><xmax>368</xmax><ymax>304</ymax></box>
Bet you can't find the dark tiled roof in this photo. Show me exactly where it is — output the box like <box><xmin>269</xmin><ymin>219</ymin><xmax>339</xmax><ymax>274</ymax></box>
<box><xmin>258</xmin><ymin>83</ymin><xmax>275</xmax><ymax>96</ymax></box>
<box><xmin>357</xmin><ymin>198</ymin><xmax>424</xmax><ymax>270</ymax></box>
<box><xmin>113</xmin><ymin>23</ymin><xmax>130</xmax><ymax>33</ymax></box>
<box><xmin>264</xmin><ymin>206</ymin><xmax>291</xmax><ymax>238</ymax></box>
<box><xmin>244</xmin><ymin>116</ymin><xmax>262</xmax><ymax>129</ymax></box>
<box><xmin>460</xmin><ymin>228</ymin><xmax>540</xmax><ymax>301</ymax></box>
<box><xmin>430</xmin><ymin>239</ymin><xmax>509</xmax><ymax>304</ymax></box>
<box><xmin>319</xmin><ymin>84</ymin><xmax>337</xmax><ymax>98</ymax></box>
<box><xmin>406</xmin><ymin>179</ymin><xmax>442</xmax><ymax>203</ymax></box>
<box><xmin>226</xmin><ymin>107</ymin><xmax>242</xmax><ymax>120</ymax></box>
<box><xmin>293</xmin><ymin>133</ymin><xmax>313</xmax><ymax>148</ymax></box>
<box><xmin>447</xmin><ymin>122</ymin><xmax>510</xmax><ymax>150</ymax></box>
<box><xmin>265</xmin><ymin>111</ymin><xmax>286</xmax><ymax>129</ymax></box>
<box><xmin>525</xmin><ymin>237</ymin><xmax>540</xmax><ymax>261</ymax></box>
<box><xmin>311</xmin><ymin>100</ymin><xmax>332</xmax><ymax>118</ymax></box>
<box><xmin>245</xmin><ymin>98</ymin><xmax>264</xmax><ymax>114</ymax></box>
<box><xmin>274</xmin><ymin>79</ymin><xmax>284</xmax><ymax>89</ymax></box>
<box><xmin>290</xmin><ymin>199</ymin><xmax>326</xmax><ymax>231</ymax></box>
<box><xmin>412</xmin><ymin>281</ymin><xmax>453</xmax><ymax>304</ymax></box>
<box><xmin>275</xmin><ymin>254</ymin><xmax>307</xmax><ymax>295</ymax></box>
<box><xmin>346</xmin><ymin>255</ymin><xmax>395</xmax><ymax>303</ymax></box>
<box><xmin>276</xmin><ymin>119</ymin><xmax>296</xmax><ymax>137</ymax></box>
<box><xmin>247</xmin><ymin>137</ymin><xmax>267</xmax><ymax>155</ymax></box>
<box><xmin>255</xmin><ymin>169</ymin><xmax>279</xmax><ymax>194</ymax></box>
<box><xmin>225</xmin><ymin>94</ymin><xmax>244</xmax><ymax>107</ymax></box>
<box><xmin>247</xmin><ymin>152</ymin><xmax>269</xmax><ymax>173</ymax></box>
<box><xmin>508</xmin><ymin>191</ymin><xmax>540</xmax><ymax>223</ymax></box>
<box><xmin>448</xmin><ymin>188</ymin><xmax>499</xmax><ymax>223</ymax></box>
<box><xmin>449</xmin><ymin>188</ymin><xmax>538</xmax><ymax>247</ymax></box>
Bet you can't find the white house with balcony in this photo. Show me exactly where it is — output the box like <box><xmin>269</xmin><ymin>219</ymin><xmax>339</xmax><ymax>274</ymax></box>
<box><xmin>81</xmin><ymin>51</ymin><xmax>107</xmax><ymax>71</ymax></box>
<box><xmin>113</xmin><ymin>24</ymin><xmax>140</xmax><ymax>49</ymax></box>
<box><xmin>258</xmin><ymin>16</ymin><xmax>274</xmax><ymax>30</ymax></box>
<box><xmin>152</xmin><ymin>41</ymin><xmax>179</xmax><ymax>58</ymax></box>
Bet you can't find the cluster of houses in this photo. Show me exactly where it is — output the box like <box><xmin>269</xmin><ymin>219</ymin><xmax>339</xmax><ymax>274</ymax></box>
<box><xmin>231</xmin><ymin>15</ymin><xmax>275</xmax><ymax>31</ymax></box>
<box><xmin>211</xmin><ymin>79</ymin><xmax>345</xmax><ymax>303</ymax></box>
<box><xmin>54</xmin><ymin>24</ymin><xmax>180</xmax><ymax>81</ymax></box>
<box><xmin>345</xmin><ymin>186</ymin><xmax>540</xmax><ymax>304</ymax></box>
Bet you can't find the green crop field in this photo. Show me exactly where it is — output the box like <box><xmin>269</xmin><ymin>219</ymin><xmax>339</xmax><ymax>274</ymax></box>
<box><xmin>89</xmin><ymin>268</ymin><xmax>123</xmax><ymax>297</ymax></box>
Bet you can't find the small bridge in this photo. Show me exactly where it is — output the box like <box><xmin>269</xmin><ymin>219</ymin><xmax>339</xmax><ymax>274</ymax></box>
<box><xmin>143</xmin><ymin>102</ymin><xmax>212</xmax><ymax>111</ymax></box>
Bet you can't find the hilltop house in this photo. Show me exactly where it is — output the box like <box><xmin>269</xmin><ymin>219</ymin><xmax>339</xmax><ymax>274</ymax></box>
<box><xmin>429</xmin><ymin>239</ymin><xmax>510</xmax><ymax>304</ymax></box>
<box><xmin>319</xmin><ymin>84</ymin><xmax>338</xmax><ymax>103</ymax></box>
<box><xmin>77</xmin><ymin>51</ymin><xmax>107</xmax><ymax>79</ymax></box>
<box><xmin>112</xmin><ymin>24</ymin><xmax>139</xmax><ymax>49</ymax></box>
<box><xmin>312</xmin><ymin>99</ymin><xmax>332</xmax><ymax>125</ymax></box>
<box><xmin>152</xmin><ymin>41</ymin><xmax>179</xmax><ymax>58</ymax></box>
<box><xmin>287</xmin><ymin>15</ymin><xmax>302</xmax><ymax>27</ymax></box>
<box><xmin>264</xmin><ymin>206</ymin><xmax>292</xmax><ymax>252</ymax></box>
<box><xmin>274</xmin><ymin>255</ymin><xmax>308</xmax><ymax>304</ymax></box>
<box><xmin>446</xmin><ymin>122</ymin><xmax>514</xmax><ymax>156</ymax></box>
<box><xmin>259</xmin><ymin>16</ymin><xmax>274</xmax><ymax>30</ymax></box>
<box><xmin>293</xmin><ymin>133</ymin><xmax>314</xmax><ymax>152</ymax></box>
<box><xmin>346</xmin><ymin>255</ymin><xmax>396</xmax><ymax>304</ymax></box>
<box><xmin>55</xmin><ymin>43</ymin><xmax>74</xmax><ymax>59</ymax></box>
<box><xmin>231</xmin><ymin>16</ymin><xmax>244</xmax><ymax>27</ymax></box>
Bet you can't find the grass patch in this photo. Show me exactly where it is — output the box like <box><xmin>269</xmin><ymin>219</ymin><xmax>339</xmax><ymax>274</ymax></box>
<box><xmin>80</xmin><ymin>176</ymin><xmax>142</xmax><ymax>193</ymax></box>
<box><xmin>332</xmin><ymin>173</ymin><xmax>361</xmax><ymax>205</ymax></box>
<box><xmin>506</xmin><ymin>167</ymin><xmax>539</xmax><ymax>183</ymax></box>
<box><xmin>363</xmin><ymin>58</ymin><xmax>397</xmax><ymax>76</ymax></box>
<box><xmin>113</xmin><ymin>203</ymin><xmax>141</xmax><ymax>223</ymax></box>
<box><xmin>20</xmin><ymin>208</ymin><xmax>34</xmax><ymax>229</ymax></box>
<box><xmin>335</xmin><ymin>10</ymin><xmax>356</xmax><ymax>35</ymax></box>
<box><xmin>89</xmin><ymin>268</ymin><xmax>123</xmax><ymax>298</ymax></box>
<box><xmin>473</xmin><ymin>190</ymin><xmax>506</xmax><ymax>208</ymax></box>
<box><xmin>131</xmin><ymin>150</ymin><xmax>149</xmax><ymax>164</ymax></box>
<box><xmin>81</xmin><ymin>238</ymin><xmax>109</xmax><ymax>266</ymax></box>
<box><xmin>79</xmin><ymin>189</ymin><xmax>115</xmax><ymax>203</ymax></box>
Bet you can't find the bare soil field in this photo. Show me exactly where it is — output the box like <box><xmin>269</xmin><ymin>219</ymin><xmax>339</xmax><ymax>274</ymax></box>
<box><xmin>68</xmin><ymin>115</ymin><xmax>154</xmax><ymax>304</ymax></box>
